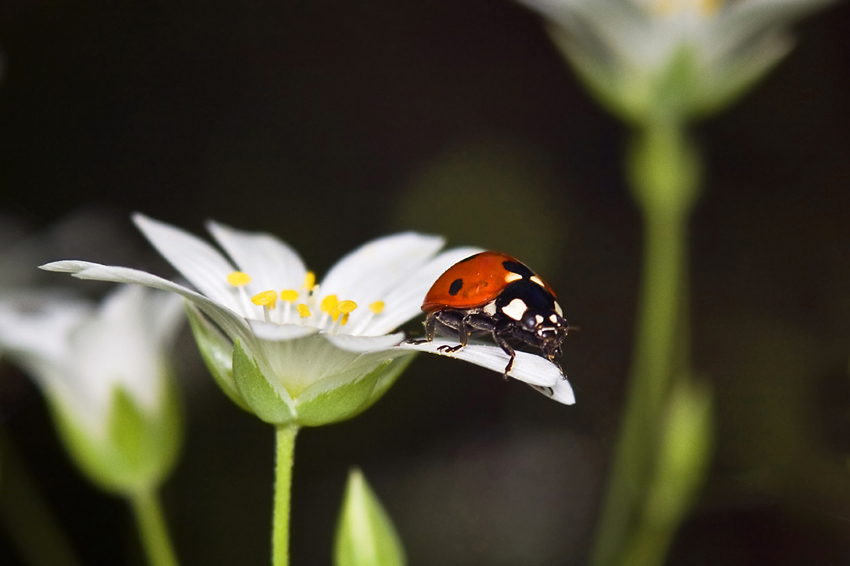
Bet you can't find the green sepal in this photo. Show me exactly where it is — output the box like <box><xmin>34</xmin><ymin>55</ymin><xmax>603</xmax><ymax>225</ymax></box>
<box><xmin>334</xmin><ymin>468</ymin><xmax>406</xmax><ymax>566</ymax></box>
<box><xmin>295</xmin><ymin>361</ymin><xmax>387</xmax><ymax>427</ymax></box>
<box><xmin>647</xmin><ymin>46</ymin><xmax>700</xmax><ymax>123</ymax></box>
<box><xmin>50</xmin><ymin>379</ymin><xmax>182</xmax><ymax>495</ymax></box>
<box><xmin>340</xmin><ymin>354</ymin><xmax>415</xmax><ymax>422</ymax></box>
<box><xmin>185</xmin><ymin>303</ymin><xmax>250</xmax><ymax>411</ymax></box>
<box><xmin>232</xmin><ymin>340</ymin><xmax>294</xmax><ymax>425</ymax></box>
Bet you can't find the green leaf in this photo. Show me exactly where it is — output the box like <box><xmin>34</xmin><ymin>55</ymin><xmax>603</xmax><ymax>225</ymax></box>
<box><xmin>334</xmin><ymin>468</ymin><xmax>406</xmax><ymax>566</ymax></box>
<box><xmin>185</xmin><ymin>303</ymin><xmax>250</xmax><ymax>411</ymax></box>
<box><xmin>232</xmin><ymin>340</ymin><xmax>295</xmax><ymax>425</ymax></box>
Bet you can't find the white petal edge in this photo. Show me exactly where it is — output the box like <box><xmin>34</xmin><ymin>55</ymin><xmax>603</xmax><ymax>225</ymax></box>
<box><xmin>324</xmin><ymin>332</ymin><xmax>405</xmax><ymax>353</ymax></box>
<box><xmin>248</xmin><ymin>320</ymin><xmax>319</xmax><ymax>342</ymax></box>
<box><xmin>39</xmin><ymin>261</ymin><xmax>255</xmax><ymax>351</ymax></box>
<box><xmin>132</xmin><ymin>213</ymin><xmax>242</xmax><ymax>313</ymax></box>
<box><xmin>360</xmin><ymin>246</ymin><xmax>484</xmax><ymax>336</ymax></box>
<box><xmin>395</xmin><ymin>338</ymin><xmax>565</xmax><ymax>389</ymax></box>
<box><xmin>206</xmin><ymin>220</ymin><xmax>308</xmax><ymax>295</ymax></box>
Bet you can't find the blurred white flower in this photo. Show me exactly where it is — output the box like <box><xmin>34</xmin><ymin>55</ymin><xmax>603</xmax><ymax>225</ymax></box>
<box><xmin>43</xmin><ymin>215</ymin><xmax>573</xmax><ymax>425</ymax></box>
<box><xmin>518</xmin><ymin>0</ymin><xmax>834</xmax><ymax>121</ymax></box>
<box><xmin>0</xmin><ymin>286</ymin><xmax>183</xmax><ymax>492</ymax></box>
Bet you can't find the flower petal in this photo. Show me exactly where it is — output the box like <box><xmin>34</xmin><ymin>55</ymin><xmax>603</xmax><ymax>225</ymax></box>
<box><xmin>206</xmin><ymin>220</ymin><xmax>308</xmax><ymax>296</ymax></box>
<box><xmin>528</xmin><ymin>380</ymin><xmax>575</xmax><ymax>405</ymax></box>
<box><xmin>324</xmin><ymin>332</ymin><xmax>405</xmax><ymax>353</ymax></box>
<box><xmin>358</xmin><ymin>246</ymin><xmax>483</xmax><ymax>336</ymax></box>
<box><xmin>39</xmin><ymin>260</ymin><xmax>254</xmax><ymax>350</ymax></box>
<box><xmin>133</xmin><ymin>214</ymin><xmax>242</xmax><ymax>313</ymax></box>
<box><xmin>318</xmin><ymin>232</ymin><xmax>445</xmax><ymax>330</ymax></box>
<box><xmin>247</xmin><ymin>320</ymin><xmax>319</xmax><ymax>342</ymax></box>
<box><xmin>395</xmin><ymin>338</ymin><xmax>565</xmax><ymax>388</ymax></box>
<box><xmin>0</xmin><ymin>294</ymin><xmax>90</xmax><ymax>370</ymax></box>
<box><xmin>71</xmin><ymin>285</ymin><xmax>164</xmax><ymax>414</ymax></box>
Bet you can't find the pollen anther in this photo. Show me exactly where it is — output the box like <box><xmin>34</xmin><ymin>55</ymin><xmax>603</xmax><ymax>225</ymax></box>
<box><xmin>280</xmin><ymin>289</ymin><xmax>299</xmax><ymax>302</ymax></box>
<box><xmin>302</xmin><ymin>271</ymin><xmax>316</xmax><ymax>290</ymax></box>
<box><xmin>369</xmin><ymin>300</ymin><xmax>385</xmax><ymax>314</ymax></box>
<box><xmin>320</xmin><ymin>294</ymin><xmax>339</xmax><ymax>313</ymax></box>
<box><xmin>337</xmin><ymin>300</ymin><xmax>357</xmax><ymax>314</ymax></box>
<box><xmin>251</xmin><ymin>290</ymin><xmax>277</xmax><ymax>309</ymax></box>
<box><xmin>296</xmin><ymin>304</ymin><xmax>311</xmax><ymax>318</ymax></box>
<box><xmin>227</xmin><ymin>271</ymin><xmax>252</xmax><ymax>287</ymax></box>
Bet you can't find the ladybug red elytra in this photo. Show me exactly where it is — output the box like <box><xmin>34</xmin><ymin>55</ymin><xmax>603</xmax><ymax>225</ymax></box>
<box><xmin>417</xmin><ymin>251</ymin><xmax>569</xmax><ymax>375</ymax></box>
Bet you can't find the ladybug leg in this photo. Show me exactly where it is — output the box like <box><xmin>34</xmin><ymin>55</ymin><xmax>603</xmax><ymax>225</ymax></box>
<box><xmin>439</xmin><ymin>311</ymin><xmax>501</xmax><ymax>353</ymax></box>
<box><xmin>492</xmin><ymin>331</ymin><xmax>516</xmax><ymax>379</ymax></box>
<box><xmin>408</xmin><ymin>312</ymin><xmax>438</xmax><ymax>345</ymax></box>
<box><xmin>425</xmin><ymin>312</ymin><xmax>437</xmax><ymax>341</ymax></box>
<box><xmin>437</xmin><ymin>313</ymin><xmax>472</xmax><ymax>353</ymax></box>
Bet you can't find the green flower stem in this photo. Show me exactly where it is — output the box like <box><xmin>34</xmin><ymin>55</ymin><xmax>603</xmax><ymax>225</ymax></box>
<box><xmin>129</xmin><ymin>488</ymin><xmax>179</xmax><ymax>566</ymax></box>
<box><xmin>590</xmin><ymin>121</ymin><xmax>701</xmax><ymax>566</ymax></box>
<box><xmin>0</xmin><ymin>429</ymin><xmax>82</xmax><ymax>566</ymax></box>
<box><xmin>273</xmin><ymin>424</ymin><xmax>299</xmax><ymax>566</ymax></box>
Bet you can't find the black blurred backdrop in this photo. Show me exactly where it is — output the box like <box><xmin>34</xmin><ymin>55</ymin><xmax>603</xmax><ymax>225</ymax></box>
<box><xmin>1</xmin><ymin>1</ymin><xmax>849</xmax><ymax>565</ymax></box>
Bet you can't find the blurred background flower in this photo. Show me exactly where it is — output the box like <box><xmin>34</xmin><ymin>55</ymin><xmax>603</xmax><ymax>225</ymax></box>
<box><xmin>0</xmin><ymin>285</ymin><xmax>184</xmax><ymax>565</ymax></box>
<box><xmin>0</xmin><ymin>286</ymin><xmax>183</xmax><ymax>492</ymax></box>
<box><xmin>516</xmin><ymin>0</ymin><xmax>836</xmax><ymax>122</ymax></box>
<box><xmin>0</xmin><ymin>1</ymin><xmax>849</xmax><ymax>565</ymax></box>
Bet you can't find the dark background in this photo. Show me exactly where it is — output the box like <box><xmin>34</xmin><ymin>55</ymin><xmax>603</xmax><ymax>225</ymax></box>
<box><xmin>1</xmin><ymin>1</ymin><xmax>849</xmax><ymax>564</ymax></box>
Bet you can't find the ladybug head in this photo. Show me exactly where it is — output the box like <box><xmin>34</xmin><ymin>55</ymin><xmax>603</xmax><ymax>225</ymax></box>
<box><xmin>519</xmin><ymin>309</ymin><xmax>567</xmax><ymax>360</ymax></box>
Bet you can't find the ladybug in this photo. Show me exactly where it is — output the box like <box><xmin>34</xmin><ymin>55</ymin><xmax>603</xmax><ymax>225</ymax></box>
<box><xmin>418</xmin><ymin>251</ymin><xmax>568</xmax><ymax>375</ymax></box>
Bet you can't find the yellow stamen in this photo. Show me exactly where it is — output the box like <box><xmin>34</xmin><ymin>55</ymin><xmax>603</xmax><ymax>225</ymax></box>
<box><xmin>341</xmin><ymin>312</ymin><xmax>351</xmax><ymax>326</ymax></box>
<box><xmin>251</xmin><ymin>290</ymin><xmax>277</xmax><ymax>309</ymax></box>
<box><xmin>653</xmin><ymin>0</ymin><xmax>721</xmax><ymax>16</ymax></box>
<box><xmin>280</xmin><ymin>289</ymin><xmax>299</xmax><ymax>302</ymax></box>
<box><xmin>296</xmin><ymin>304</ymin><xmax>311</xmax><ymax>318</ymax></box>
<box><xmin>227</xmin><ymin>271</ymin><xmax>252</xmax><ymax>287</ymax></box>
<box><xmin>369</xmin><ymin>300</ymin><xmax>385</xmax><ymax>314</ymax></box>
<box><xmin>337</xmin><ymin>300</ymin><xmax>357</xmax><ymax>314</ymax></box>
<box><xmin>700</xmin><ymin>0</ymin><xmax>722</xmax><ymax>15</ymax></box>
<box><xmin>302</xmin><ymin>271</ymin><xmax>316</xmax><ymax>290</ymax></box>
<box><xmin>320</xmin><ymin>294</ymin><xmax>339</xmax><ymax>314</ymax></box>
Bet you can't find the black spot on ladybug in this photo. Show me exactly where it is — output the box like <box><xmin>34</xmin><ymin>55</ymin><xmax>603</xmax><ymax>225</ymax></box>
<box><xmin>449</xmin><ymin>278</ymin><xmax>464</xmax><ymax>296</ymax></box>
<box><xmin>502</xmin><ymin>260</ymin><xmax>534</xmax><ymax>278</ymax></box>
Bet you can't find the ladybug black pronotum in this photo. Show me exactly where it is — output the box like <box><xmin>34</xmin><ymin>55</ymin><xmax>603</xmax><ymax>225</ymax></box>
<box><xmin>417</xmin><ymin>251</ymin><xmax>569</xmax><ymax>375</ymax></box>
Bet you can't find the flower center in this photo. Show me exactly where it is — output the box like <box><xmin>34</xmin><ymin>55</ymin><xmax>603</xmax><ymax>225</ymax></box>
<box><xmin>650</xmin><ymin>0</ymin><xmax>722</xmax><ymax>16</ymax></box>
<box><xmin>226</xmin><ymin>269</ymin><xmax>385</xmax><ymax>334</ymax></box>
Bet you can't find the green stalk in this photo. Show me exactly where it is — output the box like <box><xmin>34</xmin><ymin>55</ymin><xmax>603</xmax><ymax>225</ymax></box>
<box><xmin>129</xmin><ymin>488</ymin><xmax>179</xmax><ymax>566</ymax></box>
<box><xmin>272</xmin><ymin>424</ymin><xmax>299</xmax><ymax>566</ymax></box>
<box><xmin>590</xmin><ymin>121</ymin><xmax>700</xmax><ymax>566</ymax></box>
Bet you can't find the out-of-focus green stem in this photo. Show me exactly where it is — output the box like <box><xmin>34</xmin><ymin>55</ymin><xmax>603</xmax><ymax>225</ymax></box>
<box><xmin>0</xmin><ymin>429</ymin><xmax>82</xmax><ymax>566</ymax></box>
<box><xmin>129</xmin><ymin>488</ymin><xmax>180</xmax><ymax>566</ymax></box>
<box><xmin>590</xmin><ymin>121</ymin><xmax>700</xmax><ymax>566</ymax></box>
<box><xmin>273</xmin><ymin>424</ymin><xmax>298</xmax><ymax>566</ymax></box>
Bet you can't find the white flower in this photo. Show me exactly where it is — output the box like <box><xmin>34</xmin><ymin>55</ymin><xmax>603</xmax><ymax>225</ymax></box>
<box><xmin>0</xmin><ymin>285</ymin><xmax>184</xmax><ymax>492</ymax></box>
<box><xmin>42</xmin><ymin>215</ymin><xmax>574</xmax><ymax>425</ymax></box>
<box><xmin>518</xmin><ymin>0</ymin><xmax>834</xmax><ymax>121</ymax></box>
